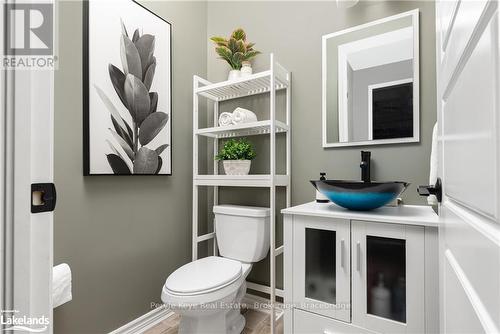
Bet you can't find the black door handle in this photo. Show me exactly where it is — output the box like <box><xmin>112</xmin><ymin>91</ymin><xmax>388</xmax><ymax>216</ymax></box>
<box><xmin>31</xmin><ymin>183</ymin><xmax>57</xmax><ymax>213</ymax></box>
<box><xmin>417</xmin><ymin>178</ymin><xmax>442</xmax><ymax>203</ymax></box>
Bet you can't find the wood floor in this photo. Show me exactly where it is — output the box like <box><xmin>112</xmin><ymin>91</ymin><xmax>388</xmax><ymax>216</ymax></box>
<box><xmin>145</xmin><ymin>308</ymin><xmax>283</xmax><ymax>334</ymax></box>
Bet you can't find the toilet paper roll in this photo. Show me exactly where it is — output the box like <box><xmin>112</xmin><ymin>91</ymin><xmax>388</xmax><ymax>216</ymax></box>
<box><xmin>53</xmin><ymin>263</ymin><xmax>72</xmax><ymax>308</ymax></box>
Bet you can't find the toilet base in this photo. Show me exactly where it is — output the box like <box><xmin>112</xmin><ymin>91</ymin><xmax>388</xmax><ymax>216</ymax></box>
<box><xmin>175</xmin><ymin>282</ymin><xmax>247</xmax><ymax>334</ymax></box>
<box><xmin>178</xmin><ymin>311</ymin><xmax>245</xmax><ymax>334</ymax></box>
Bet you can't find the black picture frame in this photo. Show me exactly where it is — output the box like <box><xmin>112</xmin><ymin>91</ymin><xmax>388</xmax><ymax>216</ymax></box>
<box><xmin>83</xmin><ymin>0</ymin><xmax>172</xmax><ymax>176</ymax></box>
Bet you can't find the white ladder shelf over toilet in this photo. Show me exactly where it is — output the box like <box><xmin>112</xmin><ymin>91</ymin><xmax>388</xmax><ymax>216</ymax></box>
<box><xmin>192</xmin><ymin>54</ymin><xmax>291</xmax><ymax>334</ymax></box>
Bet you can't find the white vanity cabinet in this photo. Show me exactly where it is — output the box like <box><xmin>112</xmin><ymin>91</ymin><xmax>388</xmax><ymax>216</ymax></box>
<box><xmin>292</xmin><ymin>215</ymin><xmax>351</xmax><ymax>322</ymax></box>
<box><xmin>282</xmin><ymin>202</ymin><xmax>439</xmax><ymax>334</ymax></box>
<box><xmin>351</xmin><ymin>221</ymin><xmax>425</xmax><ymax>333</ymax></box>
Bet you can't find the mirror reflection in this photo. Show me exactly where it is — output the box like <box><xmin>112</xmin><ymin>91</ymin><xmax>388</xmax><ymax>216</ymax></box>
<box><xmin>323</xmin><ymin>11</ymin><xmax>419</xmax><ymax>147</ymax></box>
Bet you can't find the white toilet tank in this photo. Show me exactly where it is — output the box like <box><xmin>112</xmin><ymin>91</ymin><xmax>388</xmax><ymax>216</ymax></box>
<box><xmin>213</xmin><ymin>205</ymin><xmax>270</xmax><ymax>263</ymax></box>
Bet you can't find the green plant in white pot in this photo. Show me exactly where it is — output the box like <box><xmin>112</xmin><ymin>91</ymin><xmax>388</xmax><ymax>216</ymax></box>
<box><xmin>215</xmin><ymin>138</ymin><xmax>257</xmax><ymax>175</ymax></box>
<box><xmin>210</xmin><ymin>28</ymin><xmax>261</xmax><ymax>81</ymax></box>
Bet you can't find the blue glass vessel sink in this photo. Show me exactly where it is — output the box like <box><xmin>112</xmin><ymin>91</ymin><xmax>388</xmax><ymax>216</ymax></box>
<box><xmin>311</xmin><ymin>180</ymin><xmax>410</xmax><ymax>211</ymax></box>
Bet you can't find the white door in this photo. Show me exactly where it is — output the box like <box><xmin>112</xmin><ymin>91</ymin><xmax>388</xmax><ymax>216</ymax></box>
<box><xmin>0</xmin><ymin>3</ymin><xmax>54</xmax><ymax>332</ymax></box>
<box><xmin>292</xmin><ymin>215</ymin><xmax>351</xmax><ymax>322</ymax></box>
<box><xmin>351</xmin><ymin>221</ymin><xmax>425</xmax><ymax>334</ymax></box>
<box><xmin>436</xmin><ymin>1</ymin><xmax>500</xmax><ymax>333</ymax></box>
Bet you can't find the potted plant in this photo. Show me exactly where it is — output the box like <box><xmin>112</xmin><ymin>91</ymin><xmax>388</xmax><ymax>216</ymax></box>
<box><xmin>215</xmin><ymin>138</ymin><xmax>257</xmax><ymax>175</ymax></box>
<box><xmin>210</xmin><ymin>28</ymin><xmax>261</xmax><ymax>80</ymax></box>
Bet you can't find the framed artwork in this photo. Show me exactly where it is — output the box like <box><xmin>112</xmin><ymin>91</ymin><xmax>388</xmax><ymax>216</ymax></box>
<box><xmin>83</xmin><ymin>0</ymin><xmax>172</xmax><ymax>175</ymax></box>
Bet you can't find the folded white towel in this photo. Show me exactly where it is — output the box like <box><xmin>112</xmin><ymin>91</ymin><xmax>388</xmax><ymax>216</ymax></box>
<box><xmin>53</xmin><ymin>263</ymin><xmax>72</xmax><ymax>308</ymax></box>
<box><xmin>218</xmin><ymin>112</ymin><xmax>233</xmax><ymax>127</ymax></box>
<box><xmin>232</xmin><ymin>107</ymin><xmax>258</xmax><ymax>124</ymax></box>
<box><xmin>428</xmin><ymin>122</ymin><xmax>438</xmax><ymax>205</ymax></box>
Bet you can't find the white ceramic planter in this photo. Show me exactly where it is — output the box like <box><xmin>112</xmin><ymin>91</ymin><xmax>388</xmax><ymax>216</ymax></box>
<box><xmin>228</xmin><ymin>69</ymin><xmax>241</xmax><ymax>81</ymax></box>
<box><xmin>223</xmin><ymin>160</ymin><xmax>251</xmax><ymax>175</ymax></box>
<box><xmin>241</xmin><ymin>62</ymin><xmax>253</xmax><ymax>77</ymax></box>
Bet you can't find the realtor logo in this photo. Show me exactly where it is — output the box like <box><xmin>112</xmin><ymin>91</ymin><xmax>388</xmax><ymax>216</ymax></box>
<box><xmin>2</xmin><ymin>2</ymin><xmax>55</xmax><ymax>68</ymax></box>
<box><xmin>4</xmin><ymin>3</ymin><xmax>53</xmax><ymax>55</ymax></box>
<box><xmin>1</xmin><ymin>310</ymin><xmax>49</xmax><ymax>333</ymax></box>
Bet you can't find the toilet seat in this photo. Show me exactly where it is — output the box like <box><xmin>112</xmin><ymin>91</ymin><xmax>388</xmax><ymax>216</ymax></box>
<box><xmin>165</xmin><ymin>256</ymin><xmax>242</xmax><ymax>296</ymax></box>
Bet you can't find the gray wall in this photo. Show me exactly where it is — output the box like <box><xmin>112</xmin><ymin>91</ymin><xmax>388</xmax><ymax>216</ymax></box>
<box><xmin>53</xmin><ymin>1</ymin><xmax>206</xmax><ymax>333</ymax></box>
<box><xmin>206</xmin><ymin>0</ymin><xmax>435</xmax><ymax>289</ymax></box>
<box><xmin>207</xmin><ymin>0</ymin><xmax>436</xmax><ymax>207</ymax></box>
<box><xmin>54</xmin><ymin>1</ymin><xmax>435</xmax><ymax>332</ymax></box>
<box><xmin>350</xmin><ymin>59</ymin><xmax>413</xmax><ymax>141</ymax></box>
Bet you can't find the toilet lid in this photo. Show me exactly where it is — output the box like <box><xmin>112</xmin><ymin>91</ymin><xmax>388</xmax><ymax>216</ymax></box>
<box><xmin>165</xmin><ymin>256</ymin><xmax>242</xmax><ymax>295</ymax></box>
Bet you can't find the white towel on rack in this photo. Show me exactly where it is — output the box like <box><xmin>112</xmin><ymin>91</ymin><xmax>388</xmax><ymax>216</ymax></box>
<box><xmin>218</xmin><ymin>112</ymin><xmax>234</xmax><ymax>127</ymax></box>
<box><xmin>232</xmin><ymin>107</ymin><xmax>258</xmax><ymax>124</ymax></box>
<box><xmin>428</xmin><ymin>122</ymin><xmax>438</xmax><ymax>205</ymax></box>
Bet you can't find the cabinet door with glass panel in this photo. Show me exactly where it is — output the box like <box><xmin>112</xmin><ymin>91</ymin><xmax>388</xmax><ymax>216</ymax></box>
<box><xmin>351</xmin><ymin>221</ymin><xmax>425</xmax><ymax>333</ymax></box>
<box><xmin>292</xmin><ymin>216</ymin><xmax>351</xmax><ymax>322</ymax></box>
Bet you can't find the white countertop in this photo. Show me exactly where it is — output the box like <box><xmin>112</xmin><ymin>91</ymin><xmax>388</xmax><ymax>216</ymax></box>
<box><xmin>281</xmin><ymin>201</ymin><xmax>439</xmax><ymax>227</ymax></box>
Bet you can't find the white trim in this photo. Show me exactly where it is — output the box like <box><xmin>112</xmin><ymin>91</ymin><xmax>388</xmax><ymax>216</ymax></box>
<box><xmin>322</xmin><ymin>9</ymin><xmax>420</xmax><ymax>40</ymax></box>
<box><xmin>322</xmin><ymin>9</ymin><xmax>420</xmax><ymax>148</ymax></box>
<box><xmin>323</xmin><ymin>136</ymin><xmax>419</xmax><ymax>148</ymax></box>
<box><xmin>337</xmin><ymin>45</ymin><xmax>349</xmax><ymax>142</ymax></box>
<box><xmin>322</xmin><ymin>36</ymin><xmax>328</xmax><ymax>147</ymax></box>
<box><xmin>0</xmin><ymin>28</ymin><xmax>14</xmax><ymax>328</ymax></box>
<box><xmin>367</xmin><ymin>78</ymin><xmax>414</xmax><ymax>140</ymax></box>
<box><xmin>109</xmin><ymin>306</ymin><xmax>174</xmax><ymax>334</ymax></box>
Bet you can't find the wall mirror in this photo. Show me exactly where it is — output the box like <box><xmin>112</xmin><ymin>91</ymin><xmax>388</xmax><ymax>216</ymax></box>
<box><xmin>322</xmin><ymin>10</ymin><xmax>419</xmax><ymax>148</ymax></box>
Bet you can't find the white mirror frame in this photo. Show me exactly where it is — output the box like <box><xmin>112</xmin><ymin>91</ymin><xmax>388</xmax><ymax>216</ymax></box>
<box><xmin>322</xmin><ymin>9</ymin><xmax>420</xmax><ymax>148</ymax></box>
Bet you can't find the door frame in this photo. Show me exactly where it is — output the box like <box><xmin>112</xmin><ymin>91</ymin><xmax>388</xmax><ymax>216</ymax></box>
<box><xmin>0</xmin><ymin>1</ymin><xmax>55</xmax><ymax>330</ymax></box>
<box><xmin>1</xmin><ymin>68</ymin><xmax>54</xmax><ymax>332</ymax></box>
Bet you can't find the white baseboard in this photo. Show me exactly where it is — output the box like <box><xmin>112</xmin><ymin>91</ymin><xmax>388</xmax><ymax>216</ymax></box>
<box><xmin>109</xmin><ymin>305</ymin><xmax>174</xmax><ymax>334</ymax></box>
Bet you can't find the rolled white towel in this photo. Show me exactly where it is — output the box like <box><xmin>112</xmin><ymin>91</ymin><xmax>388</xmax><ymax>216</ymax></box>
<box><xmin>232</xmin><ymin>107</ymin><xmax>257</xmax><ymax>124</ymax></box>
<box><xmin>428</xmin><ymin>122</ymin><xmax>438</xmax><ymax>205</ymax></box>
<box><xmin>218</xmin><ymin>112</ymin><xmax>233</xmax><ymax>127</ymax></box>
<box><xmin>53</xmin><ymin>263</ymin><xmax>72</xmax><ymax>308</ymax></box>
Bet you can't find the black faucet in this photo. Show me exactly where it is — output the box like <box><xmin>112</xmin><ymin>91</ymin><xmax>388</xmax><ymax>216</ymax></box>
<box><xmin>360</xmin><ymin>151</ymin><xmax>371</xmax><ymax>183</ymax></box>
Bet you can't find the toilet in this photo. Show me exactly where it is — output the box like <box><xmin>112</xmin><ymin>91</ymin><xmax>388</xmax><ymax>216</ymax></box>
<box><xmin>161</xmin><ymin>205</ymin><xmax>270</xmax><ymax>334</ymax></box>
